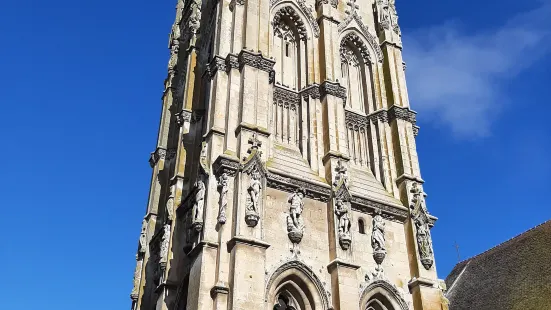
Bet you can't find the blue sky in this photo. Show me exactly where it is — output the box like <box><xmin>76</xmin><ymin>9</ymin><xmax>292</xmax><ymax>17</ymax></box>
<box><xmin>1</xmin><ymin>0</ymin><xmax>550</xmax><ymax>309</ymax></box>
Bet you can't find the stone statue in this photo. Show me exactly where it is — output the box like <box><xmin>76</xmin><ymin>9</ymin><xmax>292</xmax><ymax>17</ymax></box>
<box><xmin>166</xmin><ymin>189</ymin><xmax>175</xmax><ymax>222</ymax></box>
<box><xmin>333</xmin><ymin>160</ymin><xmax>349</xmax><ymax>189</ymax></box>
<box><xmin>160</xmin><ymin>224</ymin><xmax>171</xmax><ymax>265</ymax></box>
<box><xmin>410</xmin><ymin>183</ymin><xmax>434</xmax><ymax>269</ymax></box>
<box><xmin>376</xmin><ymin>0</ymin><xmax>391</xmax><ymax>30</ymax></box>
<box><xmin>288</xmin><ymin>190</ymin><xmax>305</xmax><ymax>230</ymax></box>
<box><xmin>335</xmin><ymin>198</ymin><xmax>352</xmax><ymax>250</ymax></box>
<box><xmin>245</xmin><ymin>168</ymin><xmax>262</xmax><ymax>227</ymax></box>
<box><xmin>287</xmin><ymin>189</ymin><xmax>305</xmax><ymax>244</ymax></box>
<box><xmin>389</xmin><ymin>0</ymin><xmax>400</xmax><ymax>34</ymax></box>
<box><xmin>247</xmin><ymin>169</ymin><xmax>262</xmax><ymax>213</ymax></box>
<box><xmin>217</xmin><ymin>173</ymin><xmax>229</xmax><ymax>224</ymax></box>
<box><xmin>192</xmin><ymin>179</ymin><xmax>206</xmax><ymax>230</ymax></box>
<box><xmin>130</xmin><ymin>256</ymin><xmax>143</xmax><ymax>299</ymax></box>
<box><xmin>371</xmin><ymin>210</ymin><xmax>386</xmax><ymax>252</ymax></box>
<box><xmin>139</xmin><ymin>219</ymin><xmax>147</xmax><ymax>254</ymax></box>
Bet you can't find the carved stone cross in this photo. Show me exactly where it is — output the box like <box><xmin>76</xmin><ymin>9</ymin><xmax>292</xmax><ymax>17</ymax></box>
<box><xmin>248</xmin><ymin>133</ymin><xmax>262</xmax><ymax>150</ymax></box>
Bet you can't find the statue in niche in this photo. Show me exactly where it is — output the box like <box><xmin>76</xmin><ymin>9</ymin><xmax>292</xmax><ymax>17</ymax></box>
<box><xmin>245</xmin><ymin>168</ymin><xmax>262</xmax><ymax>227</ymax></box>
<box><xmin>191</xmin><ymin>179</ymin><xmax>206</xmax><ymax>231</ymax></box>
<box><xmin>371</xmin><ymin>209</ymin><xmax>387</xmax><ymax>266</ymax></box>
<box><xmin>287</xmin><ymin>189</ymin><xmax>305</xmax><ymax>244</ymax></box>
<box><xmin>335</xmin><ymin>198</ymin><xmax>352</xmax><ymax>250</ymax></box>
<box><xmin>217</xmin><ymin>173</ymin><xmax>229</xmax><ymax>224</ymax></box>
<box><xmin>139</xmin><ymin>219</ymin><xmax>147</xmax><ymax>254</ymax></box>
<box><xmin>410</xmin><ymin>183</ymin><xmax>434</xmax><ymax>270</ymax></box>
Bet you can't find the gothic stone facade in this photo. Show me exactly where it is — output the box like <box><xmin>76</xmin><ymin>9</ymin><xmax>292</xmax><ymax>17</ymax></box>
<box><xmin>130</xmin><ymin>0</ymin><xmax>449</xmax><ymax>309</ymax></box>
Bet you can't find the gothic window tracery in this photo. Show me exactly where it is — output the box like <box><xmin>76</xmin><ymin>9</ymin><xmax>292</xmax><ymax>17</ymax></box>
<box><xmin>271</xmin><ymin>6</ymin><xmax>310</xmax><ymax>150</ymax></box>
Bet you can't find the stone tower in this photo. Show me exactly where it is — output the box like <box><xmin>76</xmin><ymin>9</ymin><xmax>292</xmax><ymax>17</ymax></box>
<box><xmin>130</xmin><ymin>0</ymin><xmax>449</xmax><ymax>309</ymax></box>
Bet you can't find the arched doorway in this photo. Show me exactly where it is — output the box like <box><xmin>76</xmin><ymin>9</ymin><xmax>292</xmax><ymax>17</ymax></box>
<box><xmin>266</xmin><ymin>261</ymin><xmax>330</xmax><ymax>310</ymax></box>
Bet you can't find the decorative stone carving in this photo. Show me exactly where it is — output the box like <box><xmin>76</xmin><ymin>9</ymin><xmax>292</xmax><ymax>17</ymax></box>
<box><xmin>191</xmin><ymin>178</ymin><xmax>206</xmax><ymax>231</ymax></box>
<box><xmin>300</xmin><ymin>84</ymin><xmax>321</xmax><ymax>99</ymax></box>
<box><xmin>335</xmin><ymin>197</ymin><xmax>352</xmax><ymax>250</ymax></box>
<box><xmin>130</xmin><ymin>256</ymin><xmax>143</xmax><ymax>300</ymax></box>
<box><xmin>149</xmin><ymin>148</ymin><xmax>167</xmax><ymax>168</ymax></box>
<box><xmin>270</xmin><ymin>0</ymin><xmax>320</xmax><ymax>38</ymax></box>
<box><xmin>265</xmin><ymin>259</ymin><xmax>331</xmax><ymax>309</ymax></box>
<box><xmin>274</xmin><ymin>85</ymin><xmax>301</xmax><ymax>109</ymax></box>
<box><xmin>320</xmin><ymin>80</ymin><xmax>347</xmax><ymax>103</ymax></box>
<box><xmin>333</xmin><ymin>159</ymin><xmax>349</xmax><ymax>189</ymax></box>
<box><xmin>166</xmin><ymin>187</ymin><xmax>175</xmax><ymax>222</ymax></box>
<box><xmin>376</xmin><ymin>0</ymin><xmax>391</xmax><ymax>31</ymax></box>
<box><xmin>273</xmin><ymin>7</ymin><xmax>307</xmax><ymax>41</ymax></box>
<box><xmin>388</xmin><ymin>106</ymin><xmax>417</xmax><ymax>125</ymax></box>
<box><xmin>266</xmin><ymin>171</ymin><xmax>331</xmax><ymax>202</ymax></box>
<box><xmin>371</xmin><ymin>209</ymin><xmax>386</xmax><ymax>267</ymax></box>
<box><xmin>238</xmin><ymin>49</ymin><xmax>276</xmax><ymax>73</ymax></box>
<box><xmin>138</xmin><ymin>219</ymin><xmax>147</xmax><ymax>254</ymax></box>
<box><xmin>287</xmin><ymin>189</ymin><xmax>306</xmax><ymax>244</ymax></box>
<box><xmin>389</xmin><ymin>0</ymin><xmax>401</xmax><ymax>35</ymax></box>
<box><xmin>360</xmin><ymin>279</ymin><xmax>409</xmax><ymax>310</ymax></box>
<box><xmin>207</xmin><ymin>56</ymin><xmax>227</xmax><ymax>78</ymax></box>
<box><xmin>168</xmin><ymin>39</ymin><xmax>180</xmax><ymax>74</ymax></box>
<box><xmin>217</xmin><ymin>173</ymin><xmax>229</xmax><ymax>224</ymax></box>
<box><xmin>241</xmin><ymin>133</ymin><xmax>266</xmax><ymax>227</ymax></box>
<box><xmin>160</xmin><ymin>223</ymin><xmax>171</xmax><ymax>267</ymax></box>
<box><xmin>315</xmin><ymin>0</ymin><xmax>337</xmax><ymax>9</ymax></box>
<box><xmin>410</xmin><ymin>183</ymin><xmax>434</xmax><ymax>270</ymax></box>
<box><xmin>340</xmin><ymin>33</ymin><xmax>370</xmax><ymax>64</ymax></box>
<box><xmin>351</xmin><ymin>196</ymin><xmax>409</xmax><ymax>223</ymax></box>
<box><xmin>338</xmin><ymin>9</ymin><xmax>384</xmax><ymax>63</ymax></box>
<box><xmin>245</xmin><ymin>168</ymin><xmax>262</xmax><ymax>227</ymax></box>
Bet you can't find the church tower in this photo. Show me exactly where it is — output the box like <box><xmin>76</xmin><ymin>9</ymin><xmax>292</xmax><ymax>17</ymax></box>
<box><xmin>130</xmin><ymin>0</ymin><xmax>449</xmax><ymax>309</ymax></box>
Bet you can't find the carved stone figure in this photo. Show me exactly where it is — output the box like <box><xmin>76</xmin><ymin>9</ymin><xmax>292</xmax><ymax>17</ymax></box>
<box><xmin>160</xmin><ymin>224</ymin><xmax>171</xmax><ymax>266</ymax></box>
<box><xmin>371</xmin><ymin>209</ymin><xmax>387</xmax><ymax>265</ymax></box>
<box><xmin>333</xmin><ymin>160</ymin><xmax>349</xmax><ymax>189</ymax></box>
<box><xmin>376</xmin><ymin>0</ymin><xmax>391</xmax><ymax>30</ymax></box>
<box><xmin>410</xmin><ymin>183</ymin><xmax>434</xmax><ymax>270</ymax></box>
<box><xmin>139</xmin><ymin>219</ymin><xmax>147</xmax><ymax>254</ymax></box>
<box><xmin>389</xmin><ymin>0</ymin><xmax>401</xmax><ymax>35</ymax></box>
<box><xmin>334</xmin><ymin>198</ymin><xmax>352</xmax><ymax>250</ymax></box>
<box><xmin>287</xmin><ymin>189</ymin><xmax>305</xmax><ymax>244</ymax></box>
<box><xmin>217</xmin><ymin>173</ymin><xmax>229</xmax><ymax>224</ymax></box>
<box><xmin>130</xmin><ymin>256</ymin><xmax>143</xmax><ymax>300</ymax></box>
<box><xmin>192</xmin><ymin>179</ymin><xmax>206</xmax><ymax>231</ymax></box>
<box><xmin>166</xmin><ymin>188</ymin><xmax>175</xmax><ymax>222</ymax></box>
<box><xmin>168</xmin><ymin>40</ymin><xmax>180</xmax><ymax>74</ymax></box>
<box><xmin>245</xmin><ymin>168</ymin><xmax>262</xmax><ymax>227</ymax></box>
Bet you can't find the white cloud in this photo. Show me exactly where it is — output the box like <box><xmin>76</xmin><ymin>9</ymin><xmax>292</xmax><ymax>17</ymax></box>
<box><xmin>403</xmin><ymin>2</ymin><xmax>551</xmax><ymax>137</ymax></box>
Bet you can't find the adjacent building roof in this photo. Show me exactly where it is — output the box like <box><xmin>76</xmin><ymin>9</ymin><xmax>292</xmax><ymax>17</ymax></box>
<box><xmin>445</xmin><ymin>220</ymin><xmax>551</xmax><ymax>310</ymax></box>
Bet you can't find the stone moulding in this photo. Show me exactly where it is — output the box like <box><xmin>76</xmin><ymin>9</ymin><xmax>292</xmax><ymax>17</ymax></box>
<box><xmin>265</xmin><ymin>259</ymin><xmax>331</xmax><ymax>310</ymax></box>
<box><xmin>320</xmin><ymin>80</ymin><xmax>347</xmax><ymax>103</ymax></box>
<box><xmin>274</xmin><ymin>85</ymin><xmax>301</xmax><ymax>109</ymax></box>
<box><xmin>213</xmin><ymin>154</ymin><xmax>240</xmax><ymax>177</ymax></box>
<box><xmin>205</xmin><ymin>51</ymin><xmax>274</xmax><ymax>79</ymax></box>
<box><xmin>359</xmin><ymin>279</ymin><xmax>409</xmax><ymax>310</ymax></box>
<box><xmin>338</xmin><ymin>14</ymin><xmax>384</xmax><ymax>63</ymax></box>
<box><xmin>238</xmin><ymin>49</ymin><xmax>276</xmax><ymax>73</ymax></box>
<box><xmin>270</xmin><ymin>0</ymin><xmax>320</xmax><ymax>38</ymax></box>
<box><xmin>266</xmin><ymin>168</ymin><xmax>332</xmax><ymax>202</ymax></box>
<box><xmin>351</xmin><ymin>195</ymin><xmax>409</xmax><ymax>223</ymax></box>
<box><xmin>388</xmin><ymin>105</ymin><xmax>417</xmax><ymax>125</ymax></box>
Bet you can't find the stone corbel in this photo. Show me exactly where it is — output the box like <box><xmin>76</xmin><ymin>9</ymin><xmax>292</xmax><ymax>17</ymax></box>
<box><xmin>320</xmin><ymin>80</ymin><xmax>347</xmax><ymax>104</ymax></box>
<box><xmin>237</xmin><ymin>49</ymin><xmax>276</xmax><ymax>73</ymax></box>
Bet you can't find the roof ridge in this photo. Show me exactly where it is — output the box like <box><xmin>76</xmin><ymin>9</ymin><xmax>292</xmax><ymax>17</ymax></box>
<box><xmin>456</xmin><ymin>219</ymin><xmax>551</xmax><ymax>264</ymax></box>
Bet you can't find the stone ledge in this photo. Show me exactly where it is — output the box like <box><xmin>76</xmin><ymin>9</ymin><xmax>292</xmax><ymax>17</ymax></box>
<box><xmin>266</xmin><ymin>167</ymin><xmax>331</xmax><ymax>202</ymax></box>
<box><xmin>327</xmin><ymin>258</ymin><xmax>361</xmax><ymax>273</ymax></box>
<box><xmin>235</xmin><ymin>122</ymin><xmax>271</xmax><ymax>138</ymax></box>
<box><xmin>187</xmin><ymin>241</ymin><xmax>219</xmax><ymax>259</ymax></box>
<box><xmin>408</xmin><ymin>277</ymin><xmax>437</xmax><ymax>291</ymax></box>
<box><xmin>154</xmin><ymin>280</ymin><xmax>179</xmax><ymax>294</ymax></box>
<box><xmin>210</xmin><ymin>283</ymin><xmax>230</xmax><ymax>298</ymax></box>
<box><xmin>351</xmin><ymin>195</ymin><xmax>409</xmax><ymax>223</ymax></box>
<box><xmin>227</xmin><ymin>236</ymin><xmax>271</xmax><ymax>252</ymax></box>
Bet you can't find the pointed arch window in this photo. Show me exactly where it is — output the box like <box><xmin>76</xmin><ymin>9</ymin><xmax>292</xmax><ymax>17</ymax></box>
<box><xmin>272</xmin><ymin>6</ymin><xmax>308</xmax><ymax>90</ymax></box>
<box><xmin>340</xmin><ymin>33</ymin><xmax>376</xmax><ymax>113</ymax></box>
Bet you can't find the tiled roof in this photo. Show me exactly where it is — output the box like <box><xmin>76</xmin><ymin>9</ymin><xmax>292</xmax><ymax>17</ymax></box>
<box><xmin>445</xmin><ymin>220</ymin><xmax>551</xmax><ymax>310</ymax></box>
